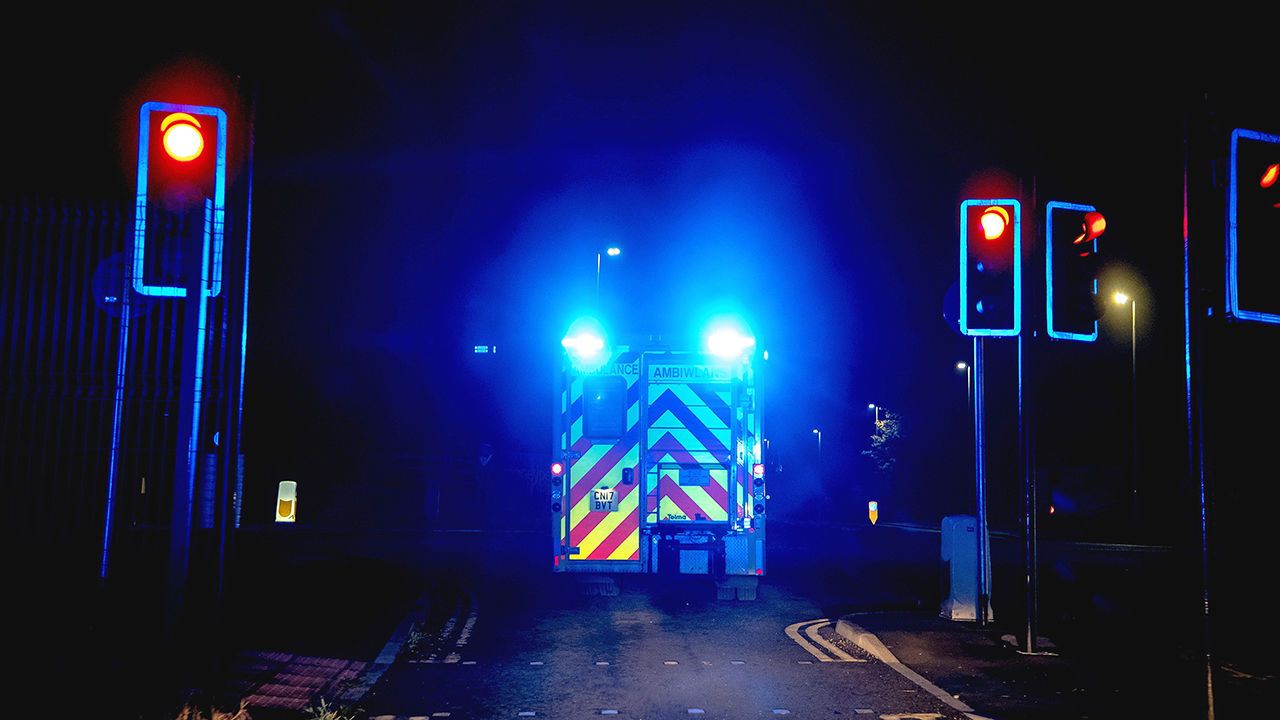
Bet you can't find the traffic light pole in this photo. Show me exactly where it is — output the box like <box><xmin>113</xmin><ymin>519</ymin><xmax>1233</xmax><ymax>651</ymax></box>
<box><xmin>1185</xmin><ymin>108</ymin><xmax>1216</xmax><ymax>720</ymax></box>
<box><xmin>973</xmin><ymin>336</ymin><xmax>991</xmax><ymax>627</ymax></box>
<box><xmin>1019</xmin><ymin>330</ymin><xmax>1040</xmax><ymax>654</ymax></box>
<box><xmin>1021</xmin><ymin>178</ymin><xmax>1041</xmax><ymax>655</ymax></box>
<box><xmin>165</xmin><ymin>200</ymin><xmax>216</xmax><ymax>640</ymax></box>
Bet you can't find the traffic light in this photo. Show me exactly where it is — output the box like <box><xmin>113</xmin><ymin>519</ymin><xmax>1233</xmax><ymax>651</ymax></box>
<box><xmin>960</xmin><ymin>199</ymin><xmax>1021</xmax><ymax>336</ymax></box>
<box><xmin>1046</xmin><ymin>201</ymin><xmax>1107</xmax><ymax>341</ymax></box>
<box><xmin>133</xmin><ymin>101</ymin><xmax>227</xmax><ymax>298</ymax></box>
<box><xmin>1227</xmin><ymin>128</ymin><xmax>1280</xmax><ymax>324</ymax></box>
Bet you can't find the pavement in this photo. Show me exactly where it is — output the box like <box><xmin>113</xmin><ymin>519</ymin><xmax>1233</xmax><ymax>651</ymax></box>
<box><xmin>831</xmin><ymin>607</ymin><xmax>1277</xmax><ymax>720</ymax></box>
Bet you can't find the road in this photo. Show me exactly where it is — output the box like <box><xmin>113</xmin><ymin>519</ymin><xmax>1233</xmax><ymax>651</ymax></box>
<box><xmin>225</xmin><ymin>519</ymin><xmax>1201</xmax><ymax>720</ymax></box>
<box><xmin>361</xmin><ymin>567</ymin><xmax>971</xmax><ymax>720</ymax></box>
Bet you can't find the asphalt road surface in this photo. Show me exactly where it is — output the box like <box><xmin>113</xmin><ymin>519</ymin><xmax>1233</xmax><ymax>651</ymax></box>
<box><xmin>359</xmin><ymin>528</ymin><xmax>974</xmax><ymax>720</ymax></box>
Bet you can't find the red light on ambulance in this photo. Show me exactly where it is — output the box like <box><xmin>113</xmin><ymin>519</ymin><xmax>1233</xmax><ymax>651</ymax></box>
<box><xmin>550</xmin><ymin>461</ymin><xmax>565</xmax><ymax>477</ymax></box>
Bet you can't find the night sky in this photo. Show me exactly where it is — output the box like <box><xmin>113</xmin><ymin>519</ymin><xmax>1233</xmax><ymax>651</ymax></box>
<box><xmin>4</xmin><ymin>2</ymin><xmax>1278</xmax><ymax>537</ymax></box>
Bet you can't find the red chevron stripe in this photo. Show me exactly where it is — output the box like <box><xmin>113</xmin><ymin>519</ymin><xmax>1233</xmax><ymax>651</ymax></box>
<box><xmin>570</xmin><ymin>443</ymin><xmax>633</xmax><ymax>507</ymax></box>
<box><xmin>589</xmin><ymin>512</ymin><xmax>639</xmax><ymax>560</ymax></box>
<box><xmin>659</xmin><ymin>477</ymin><xmax>709</xmax><ymax>520</ymax></box>
<box><xmin>703</xmin><ymin>474</ymin><xmax>729</xmax><ymax>512</ymax></box>
<box><xmin>569</xmin><ymin>471</ymin><xmax>638</xmax><ymax>546</ymax></box>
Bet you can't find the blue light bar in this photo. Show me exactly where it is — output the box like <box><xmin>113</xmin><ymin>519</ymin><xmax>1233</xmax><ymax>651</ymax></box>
<box><xmin>1227</xmin><ymin>127</ymin><xmax>1280</xmax><ymax>324</ymax></box>
<box><xmin>1046</xmin><ymin>201</ymin><xmax>1099</xmax><ymax>342</ymax></box>
<box><xmin>959</xmin><ymin>198</ymin><xmax>1021</xmax><ymax>337</ymax></box>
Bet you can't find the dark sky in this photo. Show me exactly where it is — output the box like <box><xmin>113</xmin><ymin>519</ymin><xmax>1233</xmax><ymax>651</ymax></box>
<box><xmin>4</xmin><ymin>2</ymin><xmax>1277</xmax><ymax>532</ymax></box>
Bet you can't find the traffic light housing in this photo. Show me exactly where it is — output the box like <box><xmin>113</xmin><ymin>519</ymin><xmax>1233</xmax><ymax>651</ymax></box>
<box><xmin>1046</xmin><ymin>201</ymin><xmax>1106</xmax><ymax>341</ymax></box>
<box><xmin>1227</xmin><ymin>128</ymin><xmax>1280</xmax><ymax>324</ymax></box>
<box><xmin>133</xmin><ymin>101</ymin><xmax>227</xmax><ymax>298</ymax></box>
<box><xmin>960</xmin><ymin>199</ymin><xmax>1021</xmax><ymax>336</ymax></box>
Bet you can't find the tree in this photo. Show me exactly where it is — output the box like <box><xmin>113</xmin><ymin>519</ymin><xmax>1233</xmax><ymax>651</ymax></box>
<box><xmin>862</xmin><ymin>410</ymin><xmax>903</xmax><ymax>477</ymax></box>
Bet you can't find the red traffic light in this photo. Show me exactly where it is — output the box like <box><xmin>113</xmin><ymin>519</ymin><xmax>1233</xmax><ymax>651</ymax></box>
<box><xmin>1261</xmin><ymin>163</ymin><xmax>1278</xmax><ymax>189</ymax></box>
<box><xmin>1073</xmin><ymin>211</ymin><xmax>1107</xmax><ymax>255</ymax></box>
<box><xmin>161</xmin><ymin>113</ymin><xmax>204</xmax><ymax>162</ymax></box>
<box><xmin>550</xmin><ymin>461</ymin><xmax>565</xmax><ymax>477</ymax></box>
<box><xmin>752</xmin><ymin>463</ymin><xmax>765</xmax><ymax>479</ymax></box>
<box><xmin>979</xmin><ymin>206</ymin><xmax>1010</xmax><ymax>240</ymax></box>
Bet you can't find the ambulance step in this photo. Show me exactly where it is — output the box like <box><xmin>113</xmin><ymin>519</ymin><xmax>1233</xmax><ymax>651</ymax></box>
<box><xmin>576</xmin><ymin>574</ymin><xmax>619</xmax><ymax>597</ymax></box>
<box><xmin>715</xmin><ymin>576</ymin><xmax>759</xmax><ymax>601</ymax></box>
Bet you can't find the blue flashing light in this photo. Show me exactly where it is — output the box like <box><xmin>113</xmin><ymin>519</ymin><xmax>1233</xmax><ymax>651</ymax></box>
<box><xmin>959</xmin><ymin>198</ymin><xmax>1021</xmax><ymax>337</ymax></box>
<box><xmin>562</xmin><ymin>333</ymin><xmax>605</xmax><ymax>357</ymax></box>
<box><xmin>562</xmin><ymin>317</ymin><xmax>611</xmax><ymax>371</ymax></box>
<box><xmin>1046</xmin><ymin>200</ymin><xmax>1100</xmax><ymax>342</ymax></box>
<box><xmin>1227</xmin><ymin>127</ymin><xmax>1280</xmax><ymax>324</ymax></box>
<box><xmin>474</xmin><ymin>345</ymin><xmax>491</xmax><ymax>354</ymax></box>
<box><xmin>706</xmin><ymin>328</ymin><xmax>756</xmax><ymax>359</ymax></box>
<box><xmin>133</xmin><ymin>101</ymin><xmax>228</xmax><ymax>298</ymax></box>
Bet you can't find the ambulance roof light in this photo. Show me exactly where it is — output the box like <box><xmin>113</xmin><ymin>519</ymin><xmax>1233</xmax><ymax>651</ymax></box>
<box><xmin>561</xmin><ymin>332</ymin><xmax>605</xmax><ymax>358</ymax></box>
<box><xmin>707</xmin><ymin>328</ymin><xmax>756</xmax><ymax>359</ymax></box>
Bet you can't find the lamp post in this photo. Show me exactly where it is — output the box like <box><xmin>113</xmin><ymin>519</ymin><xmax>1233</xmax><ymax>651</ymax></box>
<box><xmin>1114</xmin><ymin>291</ymin><xmax>1138</xmax><ymax>528</ymax></box>
<box><xmin>812</xmin><ymin>428</ymin><xmax>822</xmax><ymax>465</ymax></box>
<box><xmin>596</xmin><ymin>246</ymin><xmax>621</xmax><ymax>306</ymax></box>
<box><xmin>868</xmin><ymin>403</ymin><xmax>880</xmax><ymax>424</ymax></box>
<box><xmin>957</xmin><ymin>361</ymin><xmax>971</xmax><ymax>410</ymax></box>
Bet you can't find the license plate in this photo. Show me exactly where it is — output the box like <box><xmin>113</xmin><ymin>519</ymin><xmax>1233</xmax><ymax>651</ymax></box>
<box><xmin>591</xmin><ymin>488</ymin><xmax>619</xmax><ymax>512</ymax></box>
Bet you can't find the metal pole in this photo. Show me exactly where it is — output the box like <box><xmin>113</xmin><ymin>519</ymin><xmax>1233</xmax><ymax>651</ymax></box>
<box><xmin>1131</xmin><ymin>298</ymin><xmax>1139</xmax><ymax>531</ymax></box>
<box><xmin>1020</xmin><ymin>333</ymin><xmax>1039</xmax><ymax>653</ymax></box>
<box><xmin>1183</xmin><ymin>116</ymin><xmax>1214</xmax><ymax>720</ymax></box>
<box><xmin>974</xmin><ymin>336</ymin><xmax>990</xmax><ymax>626</ymax></box>
<box><xmin>166</xmin><ymin>201</ymin><xmax>214</xmax><ymax>639</ymax></box>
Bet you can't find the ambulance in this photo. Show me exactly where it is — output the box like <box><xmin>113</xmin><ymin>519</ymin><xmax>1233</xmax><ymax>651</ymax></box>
<box><xmin>551</xmin><ymin>318</ymin><xmax>766</xmax><ymax>598</ymax></box>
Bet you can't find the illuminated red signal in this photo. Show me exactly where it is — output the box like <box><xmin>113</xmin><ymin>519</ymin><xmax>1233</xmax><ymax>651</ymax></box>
<box><xmin>160</xmin><ymin>113</ymin><xmax>204</xmax><ymax>162</ymax></box>
<box><xmin>1082</xmin><ymin>211</ymin><xmax>1107</xmax><ymax>242</ymax></box>
<box><xmin>1072</xmin><ymin>211</ymin><xmax>1107</xmax><ymax>256</ymax></box>
<box><xmin>1261</xmin><ymin>163</ymin><xmax>1279</xmax><ymax>189</ymax></box>
<box><xmin>550</xmin><ymin>462</ymin><xmax>565</xmax><ymax>477</ymax></box>
<box><xmin>980</xmin><ymin>206</ymin><xmax>1010</xmax><ymax>240</ymax></box>
<box><xmin>752</xmin><ymin>463</ymin><xmax>765</xmax><ymax>479</ymax></box>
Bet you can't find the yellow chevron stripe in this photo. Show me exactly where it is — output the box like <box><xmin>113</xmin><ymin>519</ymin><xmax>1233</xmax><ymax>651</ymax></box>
<box><xmin>607</xmin><ymin>530</ymin><xmax>640</xmax><ymax>560</ymax></box>
<box><xmin>574</xmin><ymin>484</ymin><xmax>639</xmax><ymax>558</ymax></box>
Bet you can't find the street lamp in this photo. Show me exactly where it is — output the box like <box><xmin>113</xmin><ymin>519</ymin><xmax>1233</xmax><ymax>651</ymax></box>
<box><xmin>1113</xmin><ymin>291</ymin><xmax>1138</xmax><ymax>526</ymax></box>
<box><xmin>956</xmin><ymin>361</ymin><xmax>971</xmax><ymax>410</ymax></box>
<box><xmin>812</xmin><ymin>428</ymin><xmax>822</xmax><ymax>465</ymax></box>
<box><xmin>596</xmin><ymin>246</ymin><xmax>622</xmax><ymax>306</ymax></box>
<box><xmin>868</xmin><ymin>403</ymin><xmax>879</xmax><ymax>424</ymax></box>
